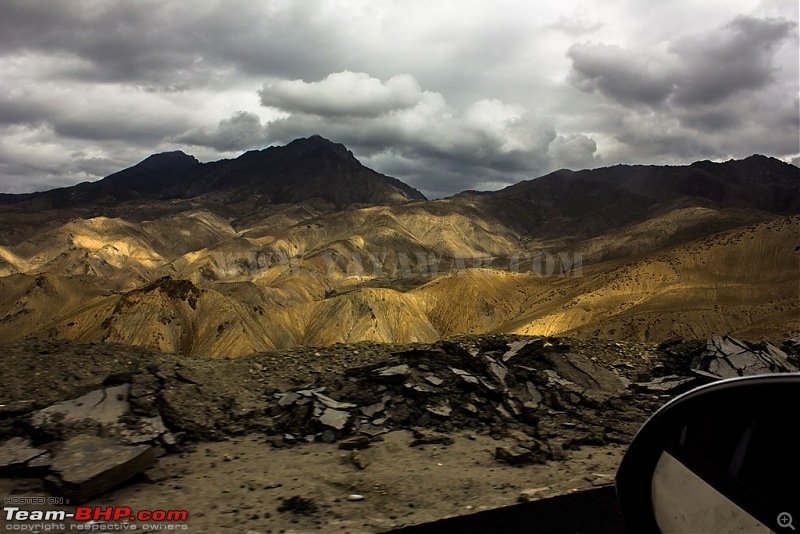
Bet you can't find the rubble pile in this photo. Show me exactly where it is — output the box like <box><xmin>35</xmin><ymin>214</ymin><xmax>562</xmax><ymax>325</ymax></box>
<box><xmin>268</xmin><ymin>338</ymin><xmax>666</xmax><ymax>462</ymax></box>
<box><xmin>0</xmin><ymin>333</ymin><xmax>796</xmax><ymax>502</ymax></box>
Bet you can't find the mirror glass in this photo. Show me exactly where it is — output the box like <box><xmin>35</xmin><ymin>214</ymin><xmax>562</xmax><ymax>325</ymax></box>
<box><xmin>651</xmin><ymin>381</ymin><xmax>799</xmax><ymax>533</ymax></box>
<box><xmin>616</xmin><ymin>375</ymin><xmax>800</xmax><ymax>534</ymax></box>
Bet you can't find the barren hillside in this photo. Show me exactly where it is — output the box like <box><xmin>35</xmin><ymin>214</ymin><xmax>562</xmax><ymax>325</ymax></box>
<box><xmin>0</xmin><ymin>140</ymin><xmax>797</xmax><ymax>356</ymax></box>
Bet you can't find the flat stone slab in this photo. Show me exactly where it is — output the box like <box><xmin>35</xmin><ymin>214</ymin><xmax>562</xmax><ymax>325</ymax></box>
<box><xmin>377</xmin><ymin>364</ymin><xmax>410</xmax><ymax>378</ymax></box>
<box><xmin>502</xmin><ymin>337</ymin><xmax>545</xmax><ymax>362</ymax></box>
<box><xmin>319</xmin><ymin>408</ymin><xmax>349</xmax><ymax>430</ymax></box>
<box><xmin>312</xmin><ymin>391</ymin><xmax>357</xmax><ymax>410</ymax></box>
<box><xmin>634</xmin><ymin>375</ymin><xmax>696</xmax><ymax>393</ymax></box>
<box><xmin>544</xmin><ymin>353</ymin><xmax>628</xmax><ymax>402</ymax></box>
<box><xmin>30</xmin><ymin>384</ymin><xmax>130</xmax><ymax>432</ymax></box>
<box><xmin>0</xmin><ymin>437</ymin><xmax>48</xmax><ymax>472</ymax></box>
<box><xmin>50</xmin><ymin>434</ymin><xmax>156</xmax><ymax>503</ymax></box>
<box><xmin>693</xmin><ymin>336</ymin><xmax>799</xmax><ymax>379</ymax></box>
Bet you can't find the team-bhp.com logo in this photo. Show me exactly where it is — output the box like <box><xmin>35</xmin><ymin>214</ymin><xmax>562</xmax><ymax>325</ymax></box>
<box><xmin>4</xmin><ymin>506</ymin><xmax>189</xmax><ymax>530</ymax></box>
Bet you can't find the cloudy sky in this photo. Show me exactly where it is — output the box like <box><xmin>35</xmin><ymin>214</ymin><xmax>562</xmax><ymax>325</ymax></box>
<box><xmin>1</xmin><ymin>0</ymin><xmax>798</xmax><ymax>198</ymax></box>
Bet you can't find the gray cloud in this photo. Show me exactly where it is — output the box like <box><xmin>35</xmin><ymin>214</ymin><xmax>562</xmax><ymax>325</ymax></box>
<box><xmin>567</xmin><ymin>43</ymin><xmax>675</xmax><ymax>106</ymax></box>
<box><xmin>568</xmin><ymin>16</ymin><xmax>796</xmax><ymax>109</ymax></box>
<box><xmin>257</xmin><ymin>80</ymin><xmax>563</xmax><ymax>196</ymax></box>
<box><xmin>548</xmin><ymin>11</ymin><xmax>603</xmax><ymax>36</ymax></box>
<box><xmin>565</xmin><ymin>14</ymin><xmax>799</xmax><ymax>164</ymax></box>
<box><xmin>669</xmin><ymin>16</ymin><xmax>797</xmax><ymax>106</ymax></box>
<box><xmin>549</xmin><ymin>134</ymin><xmax>600</xmax><ymax>170</ymax></box>
<box><xmin>175</xmin><ymin>111</ymin><xmax>266</xmax><ymax>151</ymax></box>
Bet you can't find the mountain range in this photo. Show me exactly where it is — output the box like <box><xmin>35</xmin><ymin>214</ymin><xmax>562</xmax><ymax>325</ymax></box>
<box><xmin>0</xmin><ymin>135</ymin><xmax>797</xmax><ymax>356</ymax></box>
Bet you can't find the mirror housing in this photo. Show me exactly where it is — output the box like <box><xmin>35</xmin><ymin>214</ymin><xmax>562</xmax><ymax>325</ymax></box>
<box><xmin>616</xmin><ymin>373</ymin><xmax>800</xmax><ymax>533</ymax></box>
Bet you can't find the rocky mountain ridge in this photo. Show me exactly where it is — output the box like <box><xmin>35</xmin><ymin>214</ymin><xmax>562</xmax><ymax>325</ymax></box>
<box><xmin>0</xmin><ymin>138</ymin><xmax>797</xmax><ymax>356</ymax></box>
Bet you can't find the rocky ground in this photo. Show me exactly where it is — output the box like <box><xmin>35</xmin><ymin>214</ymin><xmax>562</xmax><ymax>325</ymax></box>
<box><xmin>1</xmin><ymin>335</ymin><xmax>797</xmax><ymax>533</ymax></box>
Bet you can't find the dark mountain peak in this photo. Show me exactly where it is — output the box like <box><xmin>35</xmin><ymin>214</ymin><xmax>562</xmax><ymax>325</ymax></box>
<box><xmin>135</xmin><ymin>151</ymin><xmax>200</xmax><ymax>172</ymax></box>
<box><xmin>280</xmin><ymin>135</ymin><xmax>355</xmax><ymax>161</ymax></box>
<box><xmin>93</xmin><ymin>136</ymin><xmax>427</xmax><ymax>207</ymax></box>
<box><xmin>484</xmin><ymin>155</ymin><xmax>800</xmax><ymax>233</ymax></box>
<box><xmin>741</xmin><ymin>154</ymin><xmax>779</xmax><ymax>164</ymax></box>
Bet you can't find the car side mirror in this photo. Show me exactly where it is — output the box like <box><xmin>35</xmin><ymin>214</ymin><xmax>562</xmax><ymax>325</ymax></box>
<box><xmin>616</xmin><ymin>374</ymin><xmax>800</xmax><ymax>533</ymax></box>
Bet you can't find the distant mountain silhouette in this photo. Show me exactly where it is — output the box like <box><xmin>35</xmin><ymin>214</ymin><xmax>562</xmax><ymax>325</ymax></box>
<box><xmin>0</xmin><ymin>135</ymin><xmax>426</xmax><ymax>209</ymax></box>
<box><xmin>449</xmin><ymin>154</ymin><xmax>800</xmax><ymax>240</ymax></box>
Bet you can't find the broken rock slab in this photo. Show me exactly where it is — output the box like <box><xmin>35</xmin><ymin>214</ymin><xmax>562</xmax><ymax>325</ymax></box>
<box><xmin>29</xmin><ymin>384</ymin><xmax>173</xmax><ymax>446</ymax></box>
<box><xmin>312</xmin><ymin>392</ymin><xmax>357</xmax><ymax>410</ymax></box>
<box><xmin>0</xmin><ymin>437</ymin><xmax>49</xmax><ymax>473</ymax></box>
<box><xmin>634</xmin><ymin>375</ymin><xmax>697</xmax><ymax>394</ymax></box>
<box><xmin>31</xmin><ymin>384</ymin><xmax>130</xmax><ymax>430</ymax></box>
<box><xmin>502</xmin><ymin>337</ymin><xmax>545</xmax><ymax>362</ymax></box>
<box><xmin>359</xmin><ymin>401</ymin><xmax>385</xmax><ymax>418</ymax></box>
<box><xmin>693</xmin><ymin>336</ymin><xmax>799</xmax><ymax>379</ymax></box>
<box><xmin>426</xmin><ymin>402</ymin><xmax>453</xmax><ymax>418</ymax></box>
<box><xmin>377</xmin><ymin>364</ymin><xmax>411</xmax><ymax>379</ymax></box>
<box><xmin>49</xmin><ymin>434</ymin><xmax>156</xmax><ymax>503</ymax></box>
<box><xmin>450</xmin><ymin>367</ymin><xmax>480</xmax><ymax>385</ymax></box>
<box><xmin>319</xmin><ymin>408</ymin><xmax>349</xmax><ymax>431</ymax></box>
<box><xmin>543</xmin><ymin>353</ymin><xmax>628</xmax><ymax>403</ymax></box>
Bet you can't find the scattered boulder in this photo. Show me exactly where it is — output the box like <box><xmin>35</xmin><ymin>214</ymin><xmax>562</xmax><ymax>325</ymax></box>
<box><xmin>349</xmin><ymin>450</ymin><xmax>370</xmax><ymax>470</ymax></box>
<box><xmin>426</xmin><ymin>402</ymin><xmax>453</xmax><ymax>418</ymax></box>
<box><xmin>495</xmin><ymin>445</ymin><xmax>544</xmax><ymax>466</ymax></box>
<box><xmin>425</xmin><ymin>375</ymin><xmax>444</xmax><ymax>386</ymax></box>
<box><xmin>359</xmin><ymin>401</ymin><xmax>386</xmax><ymax>418</ymax></box>
<box><xmin>409</xmin><ymin>430</ymin><xmax>454</xmax><ymax>447</ymax></box>
<box><xmin>517</xmin><ymin>486</ymin><xmax>550</xmax><ymax>502</ymax></box>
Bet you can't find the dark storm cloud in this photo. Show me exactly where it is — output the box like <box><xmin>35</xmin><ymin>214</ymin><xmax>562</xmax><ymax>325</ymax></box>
<box><xmin>0</xmin><ymin>145</ymin><xmax>128</xmax><ymax>193</ymax></box>
<box><xmin>565</xmin><ymin>14</ymin><xmax>799</xmax><ymax>163</ymax></box>
<box><xmin>669</xmin><ymin>16</ymin><xmax>797</xmax><ymax>105</ymax></box>
<box><xmin>360</xmin><ymin>150</ymin><xmax>537</xmax><ymax>200</ymax></box>
<box><xmin>0</xmin><ymin>1</ymin><xmax>190</xmax><ymax>84</ymax></box>
<box><xmin>567</xmin><ymin>15</ymin><xmax>797</xmax><ymax>109</ymax></box>
<box><xmin>0</xmin><ymin>0</ymin><xmax>357</xmax><ymax>87</ymax></box>
<box><xmin>0</xmin><ymin>97</ymin><xmax>50</xmax><ymax>126</ymax></box>
<box><xmin>52</xmin><ymin>116</ymin><xmax>186</xmax><ymax>143</ymax></box>
<box><xmin>567</xmin><ymin>43</ymin><xmax>675</xmax><ymax>106</ymax></box>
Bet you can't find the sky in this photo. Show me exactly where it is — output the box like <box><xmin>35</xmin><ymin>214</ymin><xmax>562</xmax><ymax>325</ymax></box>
<box><xmin>0</xmin><ymin>0</ymin><xmax>798</xmax><ymax>198</ymax></box>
